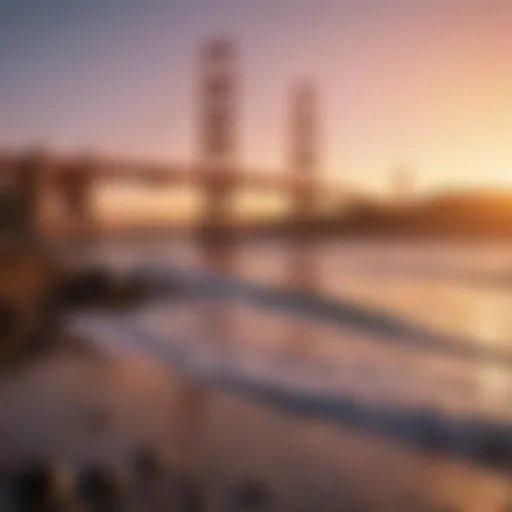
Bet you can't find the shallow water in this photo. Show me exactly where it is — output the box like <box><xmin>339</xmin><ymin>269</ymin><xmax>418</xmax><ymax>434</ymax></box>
<box><xmin>85</xmin><ymin>238</ymin><xmax>512</xmax><ymax>420</ymax></box>
<box><xmin>1</xmin><ymin>237</ymin><xmax>511</xmax><ymax>510</ymax></box>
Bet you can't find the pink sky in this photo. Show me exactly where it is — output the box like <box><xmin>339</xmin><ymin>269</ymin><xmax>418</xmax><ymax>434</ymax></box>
<box><xmin>3</xmin><ymin>1</ymin><xmax>512</xmax><ymax>195</ymax></box>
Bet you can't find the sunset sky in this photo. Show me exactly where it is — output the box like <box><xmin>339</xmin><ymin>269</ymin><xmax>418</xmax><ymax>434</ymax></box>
<box><xmin>2</xmin><ymin>0</ymin><xmax>512</xmax><ymax>195</ymax></box>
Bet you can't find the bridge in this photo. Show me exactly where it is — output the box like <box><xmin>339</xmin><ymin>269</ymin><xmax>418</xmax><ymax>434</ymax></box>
<box><xmin>0</xmin><ymin>151</ymin><xmax>338</xmax><ymax>196</ymax></box>
<box><xmin>0</xmin><ymin>39</ymin><xmax>345</xmax><ymax>245</ymax></box>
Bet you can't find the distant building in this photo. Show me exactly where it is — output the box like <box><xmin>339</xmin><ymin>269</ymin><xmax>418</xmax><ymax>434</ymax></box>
<box><xmin>391</xmin><ymin>164</ymin><xmax>414</xmax><ymax>206</ymax></box>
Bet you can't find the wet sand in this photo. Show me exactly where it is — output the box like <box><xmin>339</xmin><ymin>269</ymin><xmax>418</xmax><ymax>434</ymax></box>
<box><xmin>0</xmin><ymin>339</ymin><xmax>509</xmax><ymax>511</ymax></box>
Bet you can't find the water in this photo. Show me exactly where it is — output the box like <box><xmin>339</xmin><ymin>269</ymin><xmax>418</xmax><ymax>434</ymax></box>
<box><xmin>2</xmin><ymin>237</ymin><xmax>512</xmax><ymax>510</ymax></box>
<box><xmin>86</xmin><ymin>238</ymin><xmax>512</xmax><ymax>420</ymax></box>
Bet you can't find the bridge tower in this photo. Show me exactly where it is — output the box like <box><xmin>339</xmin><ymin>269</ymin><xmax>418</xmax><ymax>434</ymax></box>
<box><xmin>14</xmin><ymin>147</ymin><xmax>48</xmax><ymax>232</ymax></box>
<box><xmin>58</xmin><ymin>153</ymin><xmax>94</xmax><ymax>237</ymax></box>
<box><xmin>290</xmin><ymin>81</ymin><xmax>317</xmax><ymax>209</ymax></box>
<box><xmin>285</xmin><ymin>81</ymin><xmax>320</xmax><ymax>358</ymax></box>
<box><xmin>176</xmin><ymin>39</ymin><xmax>241</xmax><ymax>470</ymax></box>
<box><xmin>198</xmin><ymin>38</ymin><xmax>238</xmax><ymax>263</ymax></box>
<box><xmin>391</xmin><ymin>164</ymin><xmax>414</xmax><ymax>206</ymax></box>
<box><xmin>289</xmin><ymin>81</ymin><xmax>318</xmax><ymax>291</ymax></box>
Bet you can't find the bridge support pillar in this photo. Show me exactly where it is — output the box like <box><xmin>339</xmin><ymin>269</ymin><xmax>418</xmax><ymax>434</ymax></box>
<box><xmin>286</xmin><ymin>81</ymin><xmax>319</xmax><ymax>358</ymax></box>
<box><xmin>14</xmin><ymin>148</ymin><xmax>49</xmax><ymax>233</ymax></box>
<box><xmin>289</xmin><ymin>81</ymin><xmax>318</xmax><ymax>291</ymax></box>
<box><xmin>197</xmin><ymin>38</ymin><xmax>239</xmax><ymax>334</ymax></box>
<box><xmin>198</xmin><ymin>38</ymin><xmax>238</xmax><ymax>257</ymax></box>
<box><xmin>58</xmin><ymin>155</ymin><xmax>94</xmax><ymax>239</ymax></box>
<box><xmin>179</xmin><ymin>38</ymin><xmax>240</xmax><ymax>463</ymax></box>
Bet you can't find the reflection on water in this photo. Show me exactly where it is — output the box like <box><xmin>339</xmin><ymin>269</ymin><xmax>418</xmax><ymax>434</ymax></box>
<box><xmin>83</xmin><ymin>238</ymin><xmax>512</xmax><ymax>416</ymax></box>
<box><xmin>31</xmin><ymin>237</ymin><xmax>511</xmax><ymax>510</ymax></box>
<box><xmin>473</xmin><ymin>299</ymin><xmax>511</xmax><ymax>413</ymax></box>
<box><xmin>89</xmin><ymin>238</ymin><xmax>512</xmax><ymax>344</ymax></box>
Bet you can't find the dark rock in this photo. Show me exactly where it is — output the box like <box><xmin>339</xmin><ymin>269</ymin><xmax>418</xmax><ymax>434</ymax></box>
<box><xmin>231</xmin><ymin>480</ymin><xmax>270</xmax><ymax>509</ymax></box>
<box><xmin>58</xmin><ymin>266</ymin><xmax>113</xmax><ymax>308</ymax></box>
<box><xmin>59</xmin><ymin>266</ymin><xmax>152</xmax><ymax>310</ymax></box>
<box><xmin>477</xmin><ymin>429</ymin><xmax>512</xmax><ymax>470</ymax></box>
<box><xmin>77</xmin><ymin>465</ymin><xmax>121</xmax><ymax>510</ymax></box>
<box><xmin>11</xmin><ymin>462</ymin><xmax>64</xmax><ymax>512</ymax></box>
